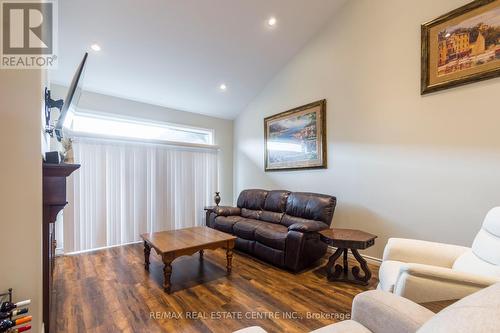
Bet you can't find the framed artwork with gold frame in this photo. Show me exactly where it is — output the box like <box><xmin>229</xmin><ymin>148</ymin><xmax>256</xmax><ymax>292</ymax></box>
<box><xmin>264</xmin><ymin>100</ymin><xmax>327</xmax><ymax>172</ymax></box>
<box><xmin>421</xmin><ymin>0</ymin><xmax>500</xmax><ymax>94</ymax></box>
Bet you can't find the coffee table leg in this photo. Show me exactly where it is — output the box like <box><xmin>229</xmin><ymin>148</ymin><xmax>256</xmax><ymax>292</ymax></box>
<box><xmin>144</xmin><ymin>241</ymin><xmax>151</xmax><ymax>271</ymax></box>
<box><xmin>226</xmin><ymin>248</ymin><xmax>233</xmax><ymax>274</ymax></box>
<box><xmin>351</xmin><ymin>249</ymin><xmax>371</xmax><ymax>285</ymax></box>
<box><xmin>162</xmin><ymin>255</ymin><xmax>173</xmax><ymax>293</ymax></box>
<box><xmin>199</xmin><ymin>249</ymin><xmax>204</xmax><ymax>260</ymax></box>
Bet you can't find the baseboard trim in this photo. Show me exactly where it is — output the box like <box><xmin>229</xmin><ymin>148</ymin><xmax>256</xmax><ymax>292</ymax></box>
<box><xmin>327</xmin><ymin>245</ymin><xmax>382</xmax><ymax>266</ymax></box>
<box><xmin>64</xmin><ymin>240</ymin><xmax>143</xmax><ymax>256</ymax></box>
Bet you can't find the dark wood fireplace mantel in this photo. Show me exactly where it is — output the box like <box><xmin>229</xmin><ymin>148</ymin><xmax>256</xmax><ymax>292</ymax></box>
<box><xmin>43</xmin><ymin>162</ymin><xmax>80</xmax><ymax>333</ymax></box>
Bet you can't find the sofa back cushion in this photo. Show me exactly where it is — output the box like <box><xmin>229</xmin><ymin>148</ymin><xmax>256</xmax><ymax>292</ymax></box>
<box><xmin>237</xmin><ymin>189</ymin><xmax>268</xmax><ymax>210</ymax></box>
<box><xmin>258</xmin><ymin>190</ymin><xmax>290</xmax><ymax>224</ymax></box>
<box><xmin>284</xmin><ymin>192</ymin><xmax>336</xmax><ymax>225</ymax></box>
<box><xmin>264</xmin><ymin>190</ymin><xmax>290</xmax><ymax>212</ymax></box>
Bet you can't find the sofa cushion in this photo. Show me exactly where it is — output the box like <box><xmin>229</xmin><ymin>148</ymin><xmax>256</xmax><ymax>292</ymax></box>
<box><xmin>260</xmin><ymin>210</ymin><xmax>284</xmax><ymax>224</ymax></box>
<box><xmin>233</xmin><ymin>219</ymin><xmax>267</xmax><ymax>240</ymax></box>
<box><xmin>241</xmin><ymin>208</ymin><xmax>261</xmax><ymax>220</ymax></box>
<box><xmin>214</xmin><ymin>216</ymin><xmax>242</xmax><ymax>234</ymax></box>
<box><xmin>255</xmin><ymin>223</ymin><xmax>288</xmax><ymax>250</ymax></box>
<box><xmin>285</xmin><ymin>192</ymin><xmax>336</xmax><ymax>225</ymax></box>
<box><xmin>263</xmin><ymin>190</ymin><xmax>290</xmax><ymax>212</ymax></box>
<box><xmin>237</xmin><ymin>189</ymin><xmax>268</xmax><ymax>210</ymax></box>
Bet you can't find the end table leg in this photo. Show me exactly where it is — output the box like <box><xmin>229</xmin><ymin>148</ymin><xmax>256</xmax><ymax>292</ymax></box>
<box><xmin>351</xmin><ymin>249</ymin><xmax>371</xmax><ymax>285</ymax></box>
<box><xmin>144</xmin><ymin>241</ymin><xmax>151</xmax><ymax>271</ymax></box>
<box><xmin>343</xmin><ymin>248</ymin><xmax>349</xmax><ymax>276</ymax></box>
<box><xmin>226</xmin><ymin>248</ymin><xmax>233</xmax><ymax>274</ymax></box>
<box><xmin>162</xmin><ymin>258</ymin><xmax>173</xmax><ymax>293</ymax></box>
<box><xmin>199</xmin><ymin>249</ymin><xmax>204</xmax><ymax>260</ymax></box>
<box><xmin>325</xmin><ymin>247</ymin><xmax>344</xmax><ymax>280</ymax></box>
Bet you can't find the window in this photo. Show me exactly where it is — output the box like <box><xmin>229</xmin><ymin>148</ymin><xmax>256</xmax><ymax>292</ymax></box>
<box><xmin>68</xmin><ymin>112</ymin><xmax>214</xmax><ymax>145</ymax></box>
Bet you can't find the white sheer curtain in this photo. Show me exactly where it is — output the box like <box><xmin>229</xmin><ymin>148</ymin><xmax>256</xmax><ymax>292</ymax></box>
<box><xmin>62</xmin><ymin>137</ymin><xmax>218</xmax><ymax>253</ymax></box>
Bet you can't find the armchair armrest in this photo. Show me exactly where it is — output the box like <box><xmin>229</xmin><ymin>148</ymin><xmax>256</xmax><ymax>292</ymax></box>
<box><xmin>403</xmin><ymin>263</ymin><xmax>500</xmax><ymax>285</ymax></box>
<box><xmin>393</xmin><ymin>263</ymin><xmax>500</xmax><ymax>302</ymax></box>
<box><xmin>213</xmin><ymin>206</ymin><xmax>241</xmax><ymax>216</ymax></box>
<box><xmin>382</xmin><ymin>238</ymin><xmax>469</xmax><ymax>268</ymax></box>
<box><xmin>288</xmin><ymin>220</ymin><xmax>329</xmax><ymax>233</ymax></box>
<box><xmin>352</xmin><ymin>290</ymin><xmax>434</xmax><ymax>333</ymax></box>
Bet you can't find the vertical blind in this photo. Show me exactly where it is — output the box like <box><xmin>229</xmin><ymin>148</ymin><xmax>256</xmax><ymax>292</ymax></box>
<box><xmin>62</xmin><ymin>137</ymin><xmax>218</xmax><ymax>253</ymax></box>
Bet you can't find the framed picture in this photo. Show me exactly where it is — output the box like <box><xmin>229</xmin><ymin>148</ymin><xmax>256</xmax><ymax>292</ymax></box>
<box><xmin>264</xmin><ymin>100</ymin><xmax>327</xmax><ymax>171</ymax></box>
<box><xmin>421</xmin><ymin>0</ymin><xmax>500</xmax><ymax>94</ymax></box>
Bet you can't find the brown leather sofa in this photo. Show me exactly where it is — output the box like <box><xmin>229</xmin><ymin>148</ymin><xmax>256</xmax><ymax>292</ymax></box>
<box><xmin>207</xmin><ymin>189</ymin><xmax>336</xmax><ymax>272</ymax></box>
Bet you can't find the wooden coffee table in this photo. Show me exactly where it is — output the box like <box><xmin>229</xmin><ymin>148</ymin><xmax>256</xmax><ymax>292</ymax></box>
<box><xmin>319</xmin><ymin>228</ymin><xmax>377</xmax><ymax>285</ymax></box>
<box><xmin>140</xmin><ymin>226</ymin><xmax>236</xmax><ymax>293</ymax></box>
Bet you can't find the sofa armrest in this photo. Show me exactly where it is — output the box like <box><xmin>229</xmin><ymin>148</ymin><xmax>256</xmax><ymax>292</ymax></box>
<box><xmin>213</xmin><ymin>206</ymin><xmax>241</xmax><ymax>216</ymax></box>
<box><xmin>288</xmin><ymin>220</ymin><xmax>329</xmax><ymax>233</ymax></box>
<box><xmin>352</xmin><ymin>290</ymin><xmax>434</xmax><ymax>333</ymax></box>
<box><xmin>382</xmin><ymin>238</ymin><xmax>469</xmax><ymax>268</ymax></box>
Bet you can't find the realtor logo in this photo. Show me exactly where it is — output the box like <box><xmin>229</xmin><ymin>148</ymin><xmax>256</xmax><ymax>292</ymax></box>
<box><xmin>1</xmin><ymin>0</ymin><xmax>58</xmax><ymax>68</ymax></box>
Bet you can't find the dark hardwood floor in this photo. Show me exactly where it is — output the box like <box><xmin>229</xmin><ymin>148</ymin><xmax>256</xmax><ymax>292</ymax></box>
<box><xmin>54</xmin><ymin>244</ymin><xmax>379</xmax><ymax>333</ymax></box>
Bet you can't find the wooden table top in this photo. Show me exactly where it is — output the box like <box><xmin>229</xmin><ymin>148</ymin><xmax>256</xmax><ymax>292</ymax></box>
<box><xmin>140</xmin><ymin>226</ymin><xmax>236</xmax><ymax>254</ymax></box>
<box><xmin>319</xmin><ymin>228</ymin><xmax>377</xmax><ymax>249</ymax></box>
<box><xmin>320</xmin><ymin>228</ymin><xmax>377</xmax><ymax>242</ymax></box>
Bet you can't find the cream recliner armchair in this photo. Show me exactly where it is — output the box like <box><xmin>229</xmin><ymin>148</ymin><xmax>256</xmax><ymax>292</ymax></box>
<box><xmin>377</xmin><ymin>207</ymin><xmax>500</xmax><ymax>303</ymax></box>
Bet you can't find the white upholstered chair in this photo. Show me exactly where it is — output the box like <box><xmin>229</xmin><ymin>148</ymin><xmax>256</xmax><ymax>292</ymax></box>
<box><xmin>377</xmin><ymin>207</ymin><xmax>500</xmax><ymax>303</ymax></box>
<box><xmin>234</xmin><ymin>283</ymin><xmax>500</xmax><ymax>333</ymax></box>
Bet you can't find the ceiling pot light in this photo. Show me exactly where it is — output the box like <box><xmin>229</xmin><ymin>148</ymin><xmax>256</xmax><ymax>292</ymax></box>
<box><xmin>219</xmin><ymin>83</ymin><xmax>227</xmax><ymax>91</ymax></box>
<box><xmin>267</xmin><ymin>17</ymin><xmax>277</xmax><ymax>27</ymax></box>
<box><xmin>90</xmin><ymin>43</ymin><xmax>101</xmax><ymax>51</ymax></box>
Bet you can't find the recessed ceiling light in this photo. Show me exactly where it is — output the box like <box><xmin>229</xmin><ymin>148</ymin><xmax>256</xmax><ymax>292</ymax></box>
<box><xmin>219</xmin><ymin>83</ymin><xmax>227</xmax><ymax>91</ymax></box>
<box><xmin>267</xmin><ymin>17</ymin><xmax>277</xmax><ymax>27</ymax></box>
<box><xmin>90</xmin><ymin>43</ymin><xmax>101</xmax><ymax>52</ymax></box>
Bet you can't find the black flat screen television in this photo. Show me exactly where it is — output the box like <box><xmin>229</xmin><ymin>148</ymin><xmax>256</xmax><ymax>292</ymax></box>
<box><xmin>55</xmin><ymin>52</ymin><xmax>88</xmax><ymax>141</ymax></box>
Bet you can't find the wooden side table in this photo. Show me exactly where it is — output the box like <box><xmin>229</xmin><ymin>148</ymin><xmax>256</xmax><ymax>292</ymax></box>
<box><xmin>319</xmin><ymin>228</ymin><xmax>377</xmax><ymax>285</ymax></box>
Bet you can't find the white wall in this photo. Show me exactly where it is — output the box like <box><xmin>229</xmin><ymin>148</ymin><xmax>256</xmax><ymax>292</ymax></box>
<box><xmin>51</xmin><ymin>84</ymin><xmax>234</xmax><ymax>204</ymax></box>
<box><xmin>234</xmin><ymin>0</ymin><xmax>500</xmax><ymax>258</ymax></box>
<box><xmin>0</xmin><ymin>71</ymin><xmax>44</xmax><ymax>331</ymax></box>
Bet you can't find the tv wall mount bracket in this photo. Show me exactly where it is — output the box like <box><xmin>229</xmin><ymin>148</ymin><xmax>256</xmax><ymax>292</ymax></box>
<box><xmin>44</xmin><ymin>87</ymin><xmax>64</xmax><ymax>136</ymax></box>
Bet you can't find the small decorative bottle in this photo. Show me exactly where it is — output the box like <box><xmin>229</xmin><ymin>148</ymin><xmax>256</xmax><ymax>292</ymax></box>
<box><xmin>214</xmin><ymin>192</ymin><xmax>221</xmax><ymax>206</ymax></box>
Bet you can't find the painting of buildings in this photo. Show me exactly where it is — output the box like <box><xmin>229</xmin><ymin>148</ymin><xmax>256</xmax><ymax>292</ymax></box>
<box><xmin>437</xmin><ymin>6</ymin><xmax>500</xmax><ymax>77</ymax></box>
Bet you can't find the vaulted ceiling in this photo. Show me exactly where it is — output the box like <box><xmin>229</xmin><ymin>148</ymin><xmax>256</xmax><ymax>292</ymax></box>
<box><xmin>51</xmin><ymin>0</ymin><xmax>346</xmax><ymax>119</ymax></box>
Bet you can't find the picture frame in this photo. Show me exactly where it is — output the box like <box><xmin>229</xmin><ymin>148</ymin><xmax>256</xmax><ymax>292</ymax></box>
<box><xmin>264</xmin><ymin>99</ymin><xmax>327</xmax><ymax>172</ymax></box>
<box><xmin>421</xmin><ymin>0</ymin><xmax>500</xmax><ymax>94</ymax></box>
